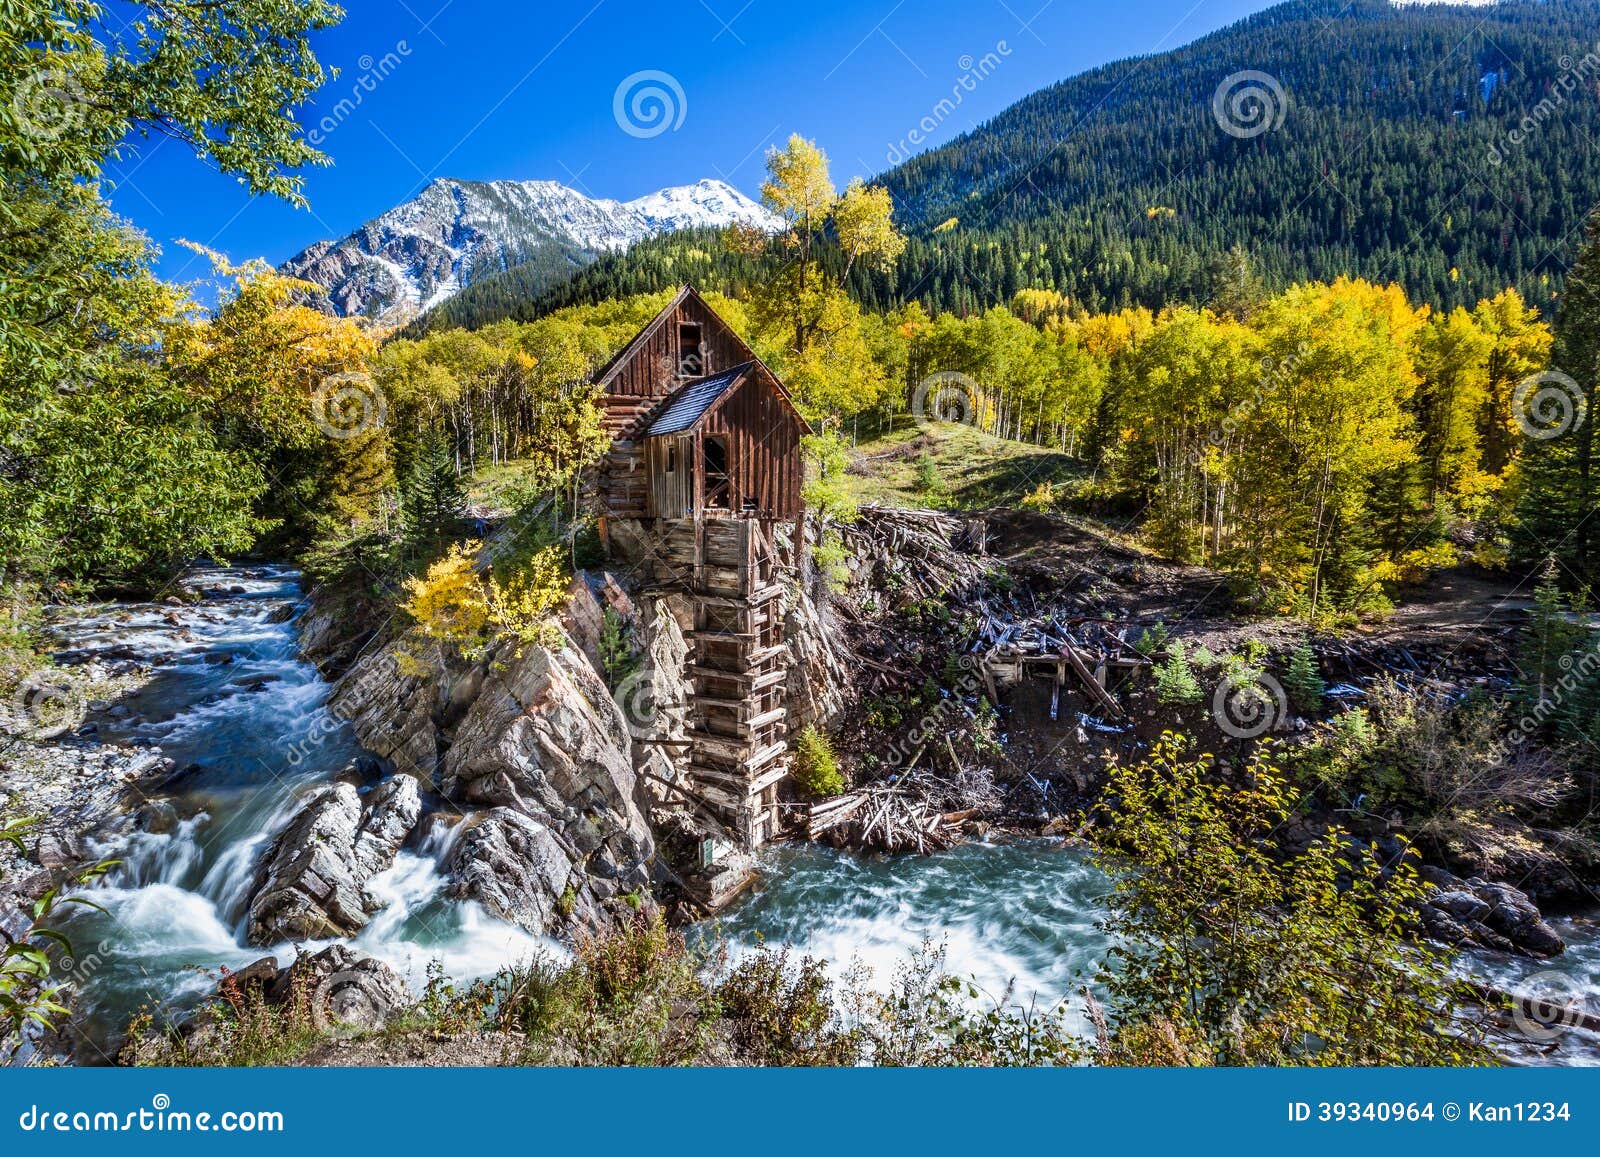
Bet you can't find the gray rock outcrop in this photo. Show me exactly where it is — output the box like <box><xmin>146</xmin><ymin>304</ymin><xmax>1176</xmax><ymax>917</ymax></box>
<box><xmin>246</xmin><ymin>776</ymin><xmax>421</xmax><ymax>944</ymax></box>
<box><xmin>312</xmin><ymin>577</ymin><xmax>659</xmax><ymax>938</ymax></box>
<box><xmin>1420</xmin><ymin>867</ymin><xmax>1566</xmax><ymax>958</ymax></box>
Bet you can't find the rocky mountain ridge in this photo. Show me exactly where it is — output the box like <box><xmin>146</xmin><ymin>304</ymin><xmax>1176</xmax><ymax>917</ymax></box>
<box><xmin>280</xmin><ymin>177</ymin><xmax>780</xmax><ymax>322</ymax></box>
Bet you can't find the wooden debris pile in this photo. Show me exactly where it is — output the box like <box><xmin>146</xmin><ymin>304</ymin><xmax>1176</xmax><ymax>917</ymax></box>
<box><xmin>971</xmin><ymin>613</ymin><xmax>1150</xmax><ymax>721</ymax></box>
<box><xmin>806</xmin><ymin>763</ymin><xmax>1000</xmax><ymax>854</ymax></box>
<box><xmin>835</xmin><ymin>505</ymin><xmax>990</xmax><ymax>605</ymax></box>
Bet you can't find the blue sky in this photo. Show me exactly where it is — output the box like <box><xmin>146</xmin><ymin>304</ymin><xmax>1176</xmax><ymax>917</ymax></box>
<box><xmin>107</xmin><ymin>0</ymin><xmax>1277</xmax><ymax>290</ymax></box>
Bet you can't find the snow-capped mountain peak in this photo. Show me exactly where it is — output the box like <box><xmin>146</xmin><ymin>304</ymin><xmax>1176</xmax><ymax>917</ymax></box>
<box><xmin>280</xmin><ymin>177</ymin><xmax>781</xmax><ymax>322</ymax></box>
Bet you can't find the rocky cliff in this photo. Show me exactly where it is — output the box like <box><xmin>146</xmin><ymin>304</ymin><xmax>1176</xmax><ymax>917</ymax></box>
<box><xmin>285</xmin><ymin>575</ymin><xmax>662</xmax><ymax>941</ymax></box>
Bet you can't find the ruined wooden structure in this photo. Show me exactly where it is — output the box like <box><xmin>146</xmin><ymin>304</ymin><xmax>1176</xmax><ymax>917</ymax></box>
<box><xmin>594</xmin><ymin>286</ymin><xmax>811</xmax><ymax>848</ymax></box>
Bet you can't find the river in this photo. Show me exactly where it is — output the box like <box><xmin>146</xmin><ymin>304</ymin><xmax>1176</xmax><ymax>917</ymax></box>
<box><xmin>39</xmin><ymin>567</ymin><xmax>1600</xmax><ymax>1065</ymax></box>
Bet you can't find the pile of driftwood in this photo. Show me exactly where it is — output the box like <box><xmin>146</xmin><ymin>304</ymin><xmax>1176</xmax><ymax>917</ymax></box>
<box><xmin>806</xmin><ymin>763</ymin><xmax>1000</xmax><ymax>854</ymax></box>
<box><xmin>835</xmin><ymin>505</ymin><xmax>989</xmax><ymax>604</ymax></box>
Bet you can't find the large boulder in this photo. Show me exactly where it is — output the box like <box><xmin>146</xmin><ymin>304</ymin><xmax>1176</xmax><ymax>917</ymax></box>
<box><xmin>303</xmin><ymin>580</ymin><xmax>659</xmax><ymax>939</ymax></box>
<box><xmin>246</xmin><ymin>777</ymin><xmax>421</xmax><ymax>945</ymax></box>
<box><xmin>439</xmin><ymin>634</ymin><xmax>655</xmax><ymax>929</ymax></box>
<box><xmin>278</xmin><ymin>945</ymin><xmax>411</xmax><ymax>1033</ymax></box>
<box><xmin>446</xmin><ymin>808</ymin><xmax>579</xmax><ymax>932</ymax></box>
<box><xmin>1419</xmin><ymin>867</ymin><xmax>1565</xmax><ymax>958</ymax></box>
<box><xmin>329</xmin><ymin>649</ymin><xmax>448</xmax><ymax>786</ymax></box>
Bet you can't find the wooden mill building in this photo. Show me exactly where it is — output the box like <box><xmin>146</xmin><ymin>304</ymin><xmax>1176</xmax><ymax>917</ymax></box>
<box><xmin>592</xmin><ymin>286</ymin><xmax>811</xmax><ymax>848</ymax></box>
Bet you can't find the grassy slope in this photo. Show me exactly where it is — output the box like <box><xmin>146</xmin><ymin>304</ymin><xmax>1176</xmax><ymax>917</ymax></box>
<box><xmin>841</xmin><ymin>420</ymin><xmax>1086</xmax><ymax>511</ymax></box>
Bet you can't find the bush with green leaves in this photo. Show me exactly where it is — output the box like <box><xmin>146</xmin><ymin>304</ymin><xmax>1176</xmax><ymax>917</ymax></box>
<box><xmin>1152</xmin><ymin>640</ymin><xmax>1203</xmax><ymax>705</ymax></box>
<box><xmin>2</xmin><ymin>818</ymin><xmax>117</xmax><ymax>1061</ymax></box>
<box><xmin>792</xmin><ymin>726</ymin><xmax>846</xmax><ymax>797</ymax></box>
<box><xmin>1091</xmin><ymin>734</ymin><xmax>1493</xmax><ymax>1066</ymax></box>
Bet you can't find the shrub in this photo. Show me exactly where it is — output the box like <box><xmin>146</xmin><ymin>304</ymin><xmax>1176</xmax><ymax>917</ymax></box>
<box><xmin>401</xmin><ymin>540</ymin><xmax>568</xmax><ymax>660</ymax></box>
<box><xmin>715</xmin><ymin>950</ymin><xmax>860</xmax><ymax>1066</ymax></box>
<box><xmin>1152</xmin><ymin>641</ymin><xmax>1203</xmax><ymax>705</ymax></box>
<box><xmin>1091</xmin><ymin>733</ymin><xmax>1494</xmax><ymax>1066</ymax></box>
<box><xmin>1020</xmin><ymin>481</ymin><xmax>1056</xmax><ymax>512</ymax></box>
<box><xmin>496</xmin><ymin>915</ymin><xmax>717</xmax><ymax>1066</ymax></box>
<box><xmin>1283</xmin><ymin>643</ymin><xmax>1326</xmax><ymax>713</ymax></box>
<box><xmin>792</xmin><ymin>726</ymin><xmax>845</xmax><ymax>797</ymax></box>
<box><xmin>2</xmin><ymin>818</ymin><xmax>117</xmax><ymax>1061</ymax></box>
<box><xmin>1135</xmin><ymin>621</ymin><xmax>1170</xmax><ymax>655</ymax></box>
<box><xmin>401</xmin><ymin>543</ymin><xmax>492</xmax><ymax>654</ymax></box>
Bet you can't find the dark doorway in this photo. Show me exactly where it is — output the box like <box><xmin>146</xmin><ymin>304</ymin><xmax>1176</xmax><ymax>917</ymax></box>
<box><xmin>703</xmin><ymin>436</ymin><xmax>730</xmax><ymax>509</ymax></box>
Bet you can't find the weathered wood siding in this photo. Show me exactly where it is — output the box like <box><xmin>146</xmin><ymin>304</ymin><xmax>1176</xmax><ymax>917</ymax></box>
<box><xmin>600</xmin><ymin>295</ymin><xmax>746</xmax><ymax>400</ymax></box>
<box><xmin>699</xmin><ymin>372</ymin><xmax>805</xmax><ymax>521</ymax></box>
<box><xmin>644</xmin><ymin>434</ymin><xmax>695</xmax><ymax>520</ymax></box>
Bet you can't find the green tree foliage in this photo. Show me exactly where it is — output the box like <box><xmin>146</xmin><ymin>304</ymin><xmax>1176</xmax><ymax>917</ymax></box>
<box><xmin>1091</xmin><ymin>734</ymin><xmax>1493</xmax><ymax>1066</ymax></box>
<box><xmin>1</xmin><ymin>1</ymin><xmax>340</xmax><ymax>589</ymax></box>
<box><xmin>1282</xmin><ymin>644</ymin><xmax>1326</xmax><ymax>714</ymax></box>
<box><xmin>1152</xmin><ymin>641</ymin><xmax>1203</xmax><ymax>705</ymax></box>
<box><xmin>400</xmin><ymin>430</ymin><xmax>469</xmax><ymax>568</ymax></box>
<box><xmin>792</xmin><ymin>725</ymin><xmax>845</xmax><ymax>798</ymax></box>
<box><xmin>1513</xmin><ymin>207</ymin><xmax>1600</xmax><ymax>588</ymax></box>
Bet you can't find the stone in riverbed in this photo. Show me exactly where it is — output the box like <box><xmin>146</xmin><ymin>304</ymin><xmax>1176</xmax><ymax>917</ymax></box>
<box><xmin>245</xmin><ymin>776</ymin><xmax>421</xmax><ymax>945</ymax></box>
<box><xmin>445</xmin><ymin>808</ymin><xmax>576</xmax><ymax>933</ymax></box>
<box><xmin>1418</xmin><ymin>867</ymin><xmax>1565</xmax><ymax>958</ymax></box>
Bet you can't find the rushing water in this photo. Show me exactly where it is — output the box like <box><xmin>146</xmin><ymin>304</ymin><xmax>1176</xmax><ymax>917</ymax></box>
<box><xmin>710</xmin><ymin>841</ymin><xmax>1600</xmax><ymax>1066</ymax></box>
<box><xmin>39</xmin><ymin>567</ymin><xmax>1600</xmax><ymax>1065</ymax></box>
<box><xmin>51</xmin><ymin>567</ymin><xmax>554</xmax><ymax>1063</ymax></box>
<box><xmin>706</xmin><ymin>841</ymin><xmax>1110</xmax><ymax>1020</ymax></box>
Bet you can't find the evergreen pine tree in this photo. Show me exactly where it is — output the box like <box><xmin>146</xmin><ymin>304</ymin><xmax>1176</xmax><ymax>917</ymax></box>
<box><xmin>1283</xmin><ymin>643</ymin><xmax>1326</xmax><ymax>715</ymax></box>
<box><xmin>1514</xmin><ymin>207</ymin><xmax>1600</xmax><ymax>587</ymax></box>
<box><xmin>401</xmin><ymin>430</ymin><xmax>468</xmax><ymax>567</ymax></box>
